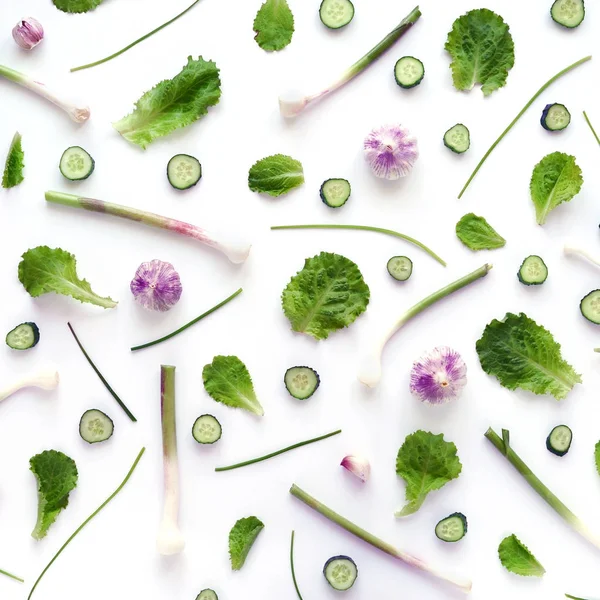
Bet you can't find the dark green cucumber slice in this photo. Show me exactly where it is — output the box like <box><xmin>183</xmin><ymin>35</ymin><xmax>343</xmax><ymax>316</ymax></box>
<box><xmin>551</xmin><ymin>0</ymin><xmax>585</xmax><ymax>28</ymax></box>
<box><xmin>59</xmin><ymin>146</ymin><xmax>95</xmax><ymax>181</ymax></box>
<box><xmin>196</xmin><ymin>590</ymin><xmax>218</xmax><ymax>600</ymax></box>
<box><xmin>394</xmin><ymin>56</ymin><xmax>425</xmax><ymax>89</ymax></box>
<box><xmin>6</xmin><ymin>322</ymin><xmax>40</xmax><ymax>350</ymax></box>
<box><xmin>323</xmin><ymin>555</ymin><xmax>357</xmax><ymax>591</ymax></box>
<box><xmin>541</xmin><ymin>103</ymin><xmax>571</xmax><ymax>131</ymax></box>
<box><xmin>580</xmin><ymin>290</ymin><xmax>600</xmax><ymax>324</ymax></box>
<box><xmin>167</xmin><ymin>154</ymin><xmax>202</xmax><ymax>190</ymax></box>
<box><xmin>546</xmin><ymin>425</ymin><xmax>572</xmax><ymax>456</ymax></box>
<box><xmin>319</xmin><ymin>0</ymin><xmax>355</xmax><ymax>29</ymax></box>
<box><xmin>518</xmin><ymin>255</ymin><xmax>548</xmax><ymax>285</ymax></box>
<box><xmin>320</xmin><ymin>178</ymin><xmax>351</xmax><ymax>208</ymax></box>
<box><xmin>192</xmin><ymin>414</ymin><xmax>222</xmax><ymax>444</ymax></box>
<box><xmin>444</xmin><ymin>124</ymin><xmax>470</xmax><ymax>154</ymax></box>
<box><xmin>435</xmin><ymin>513</ymin><xmax>468</xmax><ymax>542</ymax></box>
<box><xmin>79</xmin><ymin>409</ymin><xmax>114</xmax><ymax>444</ymax></box>
<box><xmin>284</xmin><ymin>366</ymin><xmax>320</xmax><ymax>400</ymax></box>
<box><xmin>387</xmin><ymin>256</ymin><xmax>413</xmax><ymax>281</ymax></box>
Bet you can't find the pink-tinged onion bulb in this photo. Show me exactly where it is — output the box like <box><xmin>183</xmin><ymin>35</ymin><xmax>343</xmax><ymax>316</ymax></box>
<box><xmin>364</xmin><ymin>124</ymin><xmax>419</xmax><ymax>180</ymax></box>
<box><xmin>341</xmin><ymin>455</ymin><xmax>371</xmax><ymax>482</ymax></box>
<box><xmin>12</xmin><ymin>18</ymin><xmax>44</xmax><ymax>50</ymax></box>
<box><xmin>410</xmin><ymin>346</ymin><xmax>467</xmax><ymax>405</ymax></box>
<box><xmin>130</xmin><ymin>260</ymin><xmax>182</xmax><ymax>312</ymax></box>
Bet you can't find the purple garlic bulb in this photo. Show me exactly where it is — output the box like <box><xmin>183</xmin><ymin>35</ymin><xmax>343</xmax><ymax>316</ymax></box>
<box><xmin>12</xmin><ymin>17</ymin><xmax>44</xmax><ymax>50</ymax></box>
<box><xmin>130</xmin><ymin>260</ymin><xmax>182</xmax><ymax>312</ymax></box>
<box><xmin>364</xmin><ymin>124</ymin><xmax>419</xmax><ymax>180</ymax></box>
<box><xmin>409</xmin><ymin>346</ymin><xmax>467</xmax><ymax>405</ymax></box>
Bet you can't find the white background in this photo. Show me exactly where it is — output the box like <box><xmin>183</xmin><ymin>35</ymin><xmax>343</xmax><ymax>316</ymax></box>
<box><xmin>1</xmin><ymin>1</ymin><xmax>599</xmax><ymax>599</ymax></box>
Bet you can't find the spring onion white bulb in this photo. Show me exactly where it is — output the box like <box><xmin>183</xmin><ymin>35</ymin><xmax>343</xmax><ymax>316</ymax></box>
<box><xmin>0</xmin><ymin>368</ymin><xmax>59</xmax><ymax>403</ymax></box>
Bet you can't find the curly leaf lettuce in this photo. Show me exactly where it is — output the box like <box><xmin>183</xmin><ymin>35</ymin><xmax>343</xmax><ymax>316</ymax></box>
<box><xmin>18</xmin><ymin>246</ymin><xmax>117</xmax><ymax>309</ymax></box>
<box><xmin>282</xmin><ymin>252</ymin><xmax>370</xmax><ymax>340</ymax></box>
<box><xmin>254</xmin><ymin>0</ymin><xmax>295</xmax><ymax>52</ymax></box>
<box><xmin>530</xmin><ymin>152</ymin><xmax>583</xmax><ymax>225</ymax></box>
<box><xmin>395</xmin><ymin>431</ymin><xmax>462</xmax><ymax>517</ymax></box>
<box><xmin>445</xmin><ymin>9</ymin><xmax>515</xmax><ymax>96</ymax></box>
<box><xmin>53</xmin><ymin>0</ymin><xmax>103</xmax><ymax>12</ymax></box>
<box><xmin>456</xmin><ymin>213</ymin><xmax>506</xmax><ymax>251</ymax></box>
<box><xmin>113</xmin><ymin>56</ymin><xmax>221</xmax><ymax>149</ymax></box>
<box><xmin>2</xmin><ymin>131</ymin><xmax>24</xmax><ymax>189</ymax></box>
<box><xmin>229</xmin><ymin>516</ymin><xmax>264</xmax><ymax>570</ymax></box>
<box><xmin>476</xmin><ymin>312</ymin><xmax>581</xmax><ymax>400</ymax></box>
<box><xmin>498</xmin><ymin>534</ymin><xmax>545</xmax><ymax>577</ymax></box>
<box><xmin>248</xmin><ymin>154</ymin><xmax>304</xmax><ymax>197</ymax></box>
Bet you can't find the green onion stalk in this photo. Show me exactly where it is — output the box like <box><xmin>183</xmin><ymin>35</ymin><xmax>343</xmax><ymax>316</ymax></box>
<box><xmin>279</xmin><ymin>6</ymin><xmax>421</xmax><ymax>118</ymax></box>
<box><xmin>0</xmin><ymin>568</ymin><xmax>23</xmax><ymax>583</ymax></box>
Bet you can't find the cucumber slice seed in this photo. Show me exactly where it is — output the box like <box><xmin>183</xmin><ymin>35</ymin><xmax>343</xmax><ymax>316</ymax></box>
<box><xmin>196</xmin><ymin>589</ymin><xmax>218</xmax><ymax>600</ymax></box>
<box><xmin>323</xmin><ymin>556</ymin><xmax>358</xmax><ymax>591</ymax></box>
<box><xmin>387</xmin><ymin>256</ymin><xmax>413</xmax><ymax>281</ymax></box>
<box><xmin>435</xmin><ymin>513</ymin><xmax>468</xmax><ymax>543</ymax></box>
<box><xmin>319</xmin><ymin>0</ymin><xmax>355</xmax><ymax>29</ymax></box>
<box><xmin>167</xmin><ymin>154</ymin><xmax>202</xmax><ymax>190</ymax></box>
<box><xmin>444</xmin><ymin>124</ymin><xmax>470</xmax><ymax>154</ymax></box>
<box><xmin>551</xmin><ymin>0</ymin><xmax>585</xmax><ymax>28</ymax></box>
<box><xmin>580</xmin><ymin>290</ymin><xmax>600</xmax><ymax>324</ymax></box>
<box><xmin>284</xmin><ymin>366</ymin><xmax>320</xmax><ymax>400</ymax></box>
<box><xmin>192</xmin><ymin>414</ymin><xmax>222</xmax><ymax>444</ymax></box>
<box><xmin>320</xmin><ymin>178</ymin><xmax>351</xmax><ymax>208</ymax></box>
<box><xmin>541</xmin><ymin>103</ymin><xmax>571</xmax><ymax>131</ymax></box>
<box><xmin>79</xmin><ymin>409</ymin><xmax>114</xmax><ymax>444</ymax></box>
<box><xmin>394</xmin><ymin>56</ymin><xmax>425</xmax><ymax>89</ymax></box>
<box><xmin>546</xmin><ymin>425</ymin><xmax>573</xmax><ymax>457</ymax></box>
<box><xmin>59</xmin><ymin>146</ymin><xmax>95</xmax><ymax>181</ymax></box>
<box><xmin>6</xmin><ymin>322</ymin><xmax>40</xmax><ymax>350</ymax></box>
<box><xmin>518</xmin><ymin>255</ymin><xmax>548</xmax><ymax>285</ymax></box>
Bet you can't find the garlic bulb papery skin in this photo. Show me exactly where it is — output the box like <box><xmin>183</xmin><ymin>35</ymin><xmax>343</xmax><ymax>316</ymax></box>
<box><xmin>341</xmin><ymin>455</ymin><xmax>371</xmax><ymax>482</ymax></box>
<box><xmin>364</xmin><ymin>124</ymin><xmax>419</xmax><ymax>180</ymax></box>
<box><xmin>409</xmin><ymin>346</ymin><xmax>467</xmax><ymax>405</ymax></box>
<box><xmin>130</xmin><ymin>260</ymin><xmax>182</xmax><ymax>312</ymax></box>
<box><xmin>12</xmin><ymin>18</ymin><xmax>44</xmax><ymax>50</ymax></box>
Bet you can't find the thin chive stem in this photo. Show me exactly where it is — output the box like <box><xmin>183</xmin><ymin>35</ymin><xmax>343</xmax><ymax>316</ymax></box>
<box><xmin>565</xmin><ymin>595</ymin><xmax>594</xmax><ymax>600</ymax></box>
<box><xmin>131</xmin><ymin>288</ymin><xmax>243</xmax><ymax>351</ymax></box>
<box><xmin>71</xmin><ymin>0</ymin><xmax>203</xmax><ymax>72</ymax></box>
<box><xmin>67</xmin><ymin>323</ymin><xmax>137</xmax><ymax>422</ymax></box>
<box><xmin>290</xmin><ymin>531</ymin><xmax>304</xmax><ymax>600</ymax></box>
<box><xmin>583</xmin><ymin>111</ymin><xmax>600</xmax><ymax>146</ymax></box>
<box><xmin>0</xmin><ymin>569</ymin><xmax>24</xmax><ymax>583</ymax></box>
<box><xmin>215</xmin><ymin>429</ymin><xmax>341</xmax><ymax>472</ymax></box>
<box><xmin>27</xmin><ymin>447</ymin><xmax>145</xmax><ymax>600</ymax></box>
<box><xmin>458</xmin><ymin>55</ymin><xmax>592</xmax><ymax>199</ymax></box>
<box><xmin>271</xmin><ymin>224</ymin><xmax>446</xmax><ymax>266</ymax></box>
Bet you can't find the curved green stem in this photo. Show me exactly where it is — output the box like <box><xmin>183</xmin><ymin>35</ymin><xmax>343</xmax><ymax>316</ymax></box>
<box><xmin>583</xmin><ymin>111</ymin><xmax>600</xmax><ymax>146</ymax></box>
<box><xmin>458</xmin><ymin>55</ymin><xmax>592</xmax><ymax>199</ymax></box>
<box><xmin>215</xmin><ymin>429</ymin><xmax>341</xmax><ymax>472</ymax></box>
<box><xmin>70</xmin><ymin>0</ymin><xmax>203</xmax><ymax>72</ymax></box>
<box><xmin>290</xmin><ymin>531</ymin><xmax>304</xmax><ymax>600</ymax></box>
<box><xmin>271</xmin><ymin>224</ymin><xmax>446</xmax><ymax>266</ymax></box>
<box><xmin>0</xmin><ymin>569</ymin><xmax>23</xmax><ymax>583</ymax></box>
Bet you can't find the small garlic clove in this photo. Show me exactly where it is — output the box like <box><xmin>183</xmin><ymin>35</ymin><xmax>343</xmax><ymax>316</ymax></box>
<box><xmin>364</xmin><ymin>124</ymin><xmax>419</xmax><ymax>180</ymax></box>
<box><xmin>341</xmin><ymin>455</ymin><xmax>371</xmax><ymax>482</ymax></box>
<box><xmin>130</xmin><ymin>259</ymin><xmax>182</xmax><ymax>312</ymax></box>
<box><xmin>12</xmin><ymin>17</ymin><xmax>44</xmax><ymax>51</ymax></box>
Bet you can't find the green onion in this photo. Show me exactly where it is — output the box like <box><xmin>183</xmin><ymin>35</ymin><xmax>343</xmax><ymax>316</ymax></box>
<box><xmin>290</xmin><ymin>531</ymin><xmax>304</xmax><ymax>600</ymax></box>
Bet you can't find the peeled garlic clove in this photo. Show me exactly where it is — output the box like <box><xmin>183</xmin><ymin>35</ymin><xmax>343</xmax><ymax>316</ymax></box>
<box><xmin>341</xmin><ymin>455</ymin><xmax>371</xmax><ymax>482</ymax></box>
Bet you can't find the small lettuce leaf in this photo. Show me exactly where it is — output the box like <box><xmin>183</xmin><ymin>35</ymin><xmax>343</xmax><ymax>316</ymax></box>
<box><xmin>2</xmin><ymin>132</ymin><xmax>24</xmax><ymax>189</ymax></box>
<box><xmin>229</xmin><ymin>516</ymin><xmax>264</xmax><ymax>570</ymax></box>
<box><xmin>253</xmin><ymin>0</ymin><xmax>295</xmax><ymax>52</ymax></box>
<box><xmin>476</xmin><ymin>312</ymin><xmax>581</xmax><ymax>400</ymax></box>
<box><xmin>53</xmin><ymin>0</ymin><xmax>103</xmax><ymax>12</ymax></box>
<box><xmin>445</xmin><ymin>9</ymin><xmax>515</xmax><ymax>96</ymax></box>
<box><xmin>456</xmin><ymin>213</ymin><xmax>506</xmax><ymax>251</ymax></box>
<box><xmin>595</xmin><ymin>442</ymin><xmax>600</xmax><ymax>477</ymax></box>
<box><xmin>248</xmin><ymin>154</ymin><xmax>304</xmax><ymax>197</ymax></box>
<box><xmin>282</xmin><ymin>252</ymin><xmax>370</xmax><ymax>341</ymax></box>
<box><xmin>530</xmin><ymin>152</ymin><xmax>583</xmax><ymax>225</ymax></box>
<box><xmin>18</xmin><ymin>246</ymin><xmax>117</xmax><ymax>309</ymax></box>
<box><xmin>498</xmin><ymin>534</ymin><xmax>546</xmax><ymax>577</ymax></box>
<box><xmin>395</xmin><ymin>431</ymin><xmax>462</xmax><ymax>517</ymax></box>
<box><xmin>113</xmin><ymin>56</ymin><xmax>221</xmax><ymax>149</ymax></box>
<box><xmin>203</xmin><ymin>355</ymin><xmax>264</xmax><ymax>416</ymax></box>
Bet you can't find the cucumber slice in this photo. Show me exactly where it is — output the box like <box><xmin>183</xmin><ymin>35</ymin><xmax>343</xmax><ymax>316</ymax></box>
<box><xmin>320</xmin><ymin>178</ymin><xmax>351</xmax><ymax>208</ymax></box>
<box><xmin>518</xmin><ymin>255</ymin><xmax>548</xmax><ymax>285</ymax></box>
<box><xmin>319</xmin><ymin>0</ymin><xmax>355</xmax><ymax>29</ymax></box>
<box><xmin>387</xmin><ymin>256</ymin><xmax>413</xmax><ymax>281</ymax></box>
<box><xmin>394</xmin><ymin>56</ymin><xmax>425</xmax><ymax>89</ymax></box>
<box><xmin>541</xmin><ymin>103</ymin><xmax>571</xmax><ymax>131</ymax></box>
<box><xmin>546</xmin><ymin>425</ymin><xmax>572</xmax><ymax>456</ymax></box>
<box><xmin>323</xmin><ymin>556</ymin><xmax>357</xmax><ymax>591</ymax></box>
<box><xmin>59</xmin><ymin>146</ymin><xmax>95</xmax><ymax>181</ymax></box>
<box><xmin>79</xmin><ymin>409</ymin><xmax>114</xmax><ymax>444</ymax></box>
<box><xmin>580</xmin><ymin>290</ymin><xmax>600</xmax><ymax>324</ymax></box>
<box><xmin>444</xmin><ymin>124</ymin><xmax>470</xmax><ymax>154</ymax></box>
<box><xmin>435</xmin><ymin>513</ymin><xmax>468</xmax><ymax>543</ymax></box>
<box><xmin>551</xmin><ymin>0</ymin><xmax>585</xmax><ymax>28</ymax></box>
<box><xmin>284</xmin><ymin>366</ymin><xmax>320</xmax><ymax>400</ymax></box>
<box><xmin>192</xmin><ymin>414</ymin><xmax>222</xmax><ymax>444</ymax></box>
<box><xmin>6</xmin><ymin>322</ymin><xmax>40</xmax><ymax>350</ymax></box>
<box><xmin>167</xmin><ymin>154</ymin><xmax>202</xmax><ymax>190</ymax></box>
<box><xmin>196</xmin><ymin>590</ymin><xmax>218</xmax><ymax>600</ymax></box>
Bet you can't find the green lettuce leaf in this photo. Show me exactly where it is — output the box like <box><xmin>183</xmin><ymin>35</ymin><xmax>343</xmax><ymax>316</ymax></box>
<box><xmin>498</xmin><ymin>534</ymin><xmax>545</xmax><ymax>577</ymax></box>
<box><xmin>282</xmin><ymin>252</ymin><xmax>370</xmax><ymax>340</ymax></box>
<box><xmin>248</xmin><ymin>154</ymin><xmax>304</xmax><ymax>197</ymax></box>
<box><xmin>202</xmin><ymin>355</ymin><xmax>264</xmax><ymax>416</ymax></box>
<box><xmin>456</xmin><ymin>213</ymin><xmax>506</xmax><ymax>251</ymax></box>
<box><xmin>113</xmin><ymin>56</ymin><xmax>221</xmax><ymax>149</ymax></box>
<box><xmin>476</xmin><ymin>312</ymin><xmax>581</xmax><ymax>400</ymax></box>
<box><xmin>253</xmin><ymin>0</ymin><xmax>295</xmax><ymax>51</ymax></box>
<box><xmin>395</xmin><ymin>431</ymin><xmax>462</xmax><ymax>517</ymax></box>
<box><xmin>229</xmin><ymin>516</ymin><xmax>264</xmax><ymax>570</ymax></box>
<box><xmin>445</xmin><ymin>9</ymin><xmax>515</xmax><ymax>96</ymax></box>
<box><xmin>53</xmin><ymin>0</ymin><xmax>103</xmax><ymax>12</ymax></box>
<box><xmin>18</xmin><ymin>246</ymin><xmax>117</xmax><ymax>309</ymax></box>
<box><xmin>2</xmin><ymin>131</ymin><xmax>24</xmax><ymax>189</ymax></box>
<box><xmin>530</xmin><ymin>152</ymin><xmax>583</xmax><ymax>225</ymax></box>
<box><xmin>595</xmin><ymin>442</ymin><xmax>600</xmax><ymax>477</ymax></box>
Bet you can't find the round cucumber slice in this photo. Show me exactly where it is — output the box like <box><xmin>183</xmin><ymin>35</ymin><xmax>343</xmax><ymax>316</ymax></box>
<box><xmin>518</xmin><ymin>255</ymin><xmax>548</xmax><ymax>285</ymax></box>
<box><xmin>284</xmin><ymin>366</ymin><xmax>320</xmax><ymax>400</ymax></box>
<box><xmin>6</xmin><ymin>322</ymin><xmax>40</xmax><ymax>350</ymax></box>
<box><xmin>435</xmin><ymin>513</ymin><xmax>468</xmax><ymax>542</ymax></box>
<box><xmin>192</xmin><ymin>414</ymin><xmax>222</xmax><ymax>444</ymax></box>
<box><xmin>444</xmin><ymin>124</ymin><xmax>470</xmax><ymax>154</ymax></box>
<box><xmin>196</xmin><ymin>590</ymin><xmax>218</xmax><ymax>600</ymax></box>
<box><xmin>394</xmin><ymin>56</ymin><xmax>425</xmax><ymax>89</ymax></box>
<box><xmin>59</xmin><ymin>146</ymin><xmax>95</xmax><ymax>181</ymax></box>
<box><xmin>319</xmin><ymin>0</ymin><xmax>355</xmax><ymax>29</ymax></box>
<box><xmin>167</xmin><ymin>154</ymin><xmax>202</xmax><ymax>190</ymax></box>
<box><xmin>387</xmin><ymin>256</ymin><xmax>413</xmax><ymax>281</ymax></box>
<box><xmin>79</xmin><ymin>409</ymin><xmax>114</xmax><ymax>444</ymax></box>
<box><xmin>541</xmin><ymin>103</ymin><xmax>571</xmax><ymax>131</ymax></box>
<box><xmin>580</xmin><ymin>289</ymin><xmax>600</xmax><ymax>324</ymax></box>
<box><xmin>323</xmin><ymin>556</ymin><xmax>358</xmax><ymax>591</ymax></box>
<box><xmin>546</xmin><ymin>424</ymin><xmax>572</xmax><ymax>456</ymax></box>
<box><xmin>320</xmin><ymin>178</ymin><xmax>351</xmax><ymax>208</ymax></box>
<box><xmin>551</xmin><ymin>0</ymin><xmax>585</xmax><ymax>28</ymax></box>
